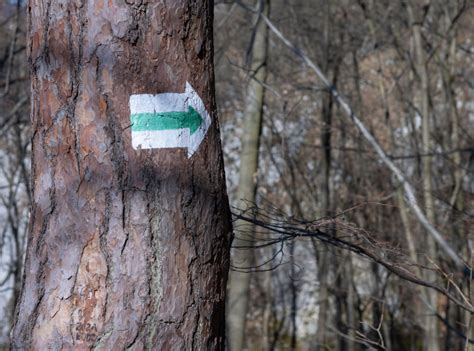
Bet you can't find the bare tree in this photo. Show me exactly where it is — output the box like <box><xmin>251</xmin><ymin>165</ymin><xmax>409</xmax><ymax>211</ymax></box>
<box><xmin>226</xmin><ymin>0</ymin><xmax>269</xmax><ymax>350</ymax></box>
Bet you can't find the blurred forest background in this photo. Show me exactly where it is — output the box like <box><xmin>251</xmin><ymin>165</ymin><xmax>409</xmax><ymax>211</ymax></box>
<box><xmin>1</xmin><ymin>0</ymin><xmax>474</xmax><ymax>350</ymax></box>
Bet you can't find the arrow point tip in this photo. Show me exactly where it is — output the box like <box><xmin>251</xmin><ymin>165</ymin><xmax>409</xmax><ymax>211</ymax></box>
<box><xmin>188</xmin><ymin>106</ymin><xmax>204</xmax><ymax>135</ymax></box>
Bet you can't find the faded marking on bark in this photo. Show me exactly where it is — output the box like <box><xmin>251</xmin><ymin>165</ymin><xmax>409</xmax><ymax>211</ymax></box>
<box><xmin>72</xmin><ymin>236</ymin><xmax>107</xmax><ymax>346</ymax></box>
<box><xmin>143</xmin><ymin>189</ymin><xmax>164</xmax><ymax>349</ymax></box>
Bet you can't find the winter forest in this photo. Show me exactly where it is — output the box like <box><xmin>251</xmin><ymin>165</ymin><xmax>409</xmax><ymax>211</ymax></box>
<box><xmin>0</xmin><ymin>0</ymin><xmax>474</xmax><ymax>350</ymax></box>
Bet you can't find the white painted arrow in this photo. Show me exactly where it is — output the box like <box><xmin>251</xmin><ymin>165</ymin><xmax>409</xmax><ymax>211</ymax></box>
<box><xmin>129</xmin><ymin>82</ymin><xmax>212</xmax><ymax>158</ymax></box>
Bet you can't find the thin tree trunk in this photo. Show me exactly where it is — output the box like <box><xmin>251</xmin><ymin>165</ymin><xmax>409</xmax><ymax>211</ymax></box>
<box><xmin>263</xmin><ymin>267</ymin><xmax>272</xmax><ymax>351</ymax></box>
<box><xmin>314</xmin><ymin>88</ymin><xmax>332</xmax><ymax>349</ymax></box>
<box><xmin>346</xmin><ymin>255</ymin><xmax>356</xmax><ymax>351</ymax></box>
<box><xmin>439</xmin><ymin>17</ymin><xmax>469</xmax><ymax>348</ymax></box>
<box><xmin>290</xmin><ymin>242</ymin><xmax>298</xmax><ymax>351</ymax></box>
<box><xmin>12</xmin><ymin>1</ymin><xmax>231</xmax><ymax>349</ymax></box>
<box><xmin>227</xmin><ymin>0</ymin><xmax>269</xmax><ymax>350</ymax></box>
<box><xmin>407</xmin><ymin>3</ymin><xmax>440</xmax><ymax>351</ymax></box>
<box><xmin>315</xmin><ymin>3</ymin><xmax>334</xmax><ymax>348</ymax></box>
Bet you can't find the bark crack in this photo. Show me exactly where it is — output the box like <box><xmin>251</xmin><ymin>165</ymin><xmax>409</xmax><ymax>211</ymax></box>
<box><xmin>97</xmin><ymin>189</ymin><xmax>113</xmax><ymax>345</ymax></box>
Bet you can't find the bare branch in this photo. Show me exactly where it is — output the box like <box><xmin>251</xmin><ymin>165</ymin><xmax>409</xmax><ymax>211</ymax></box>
<box><xmin>232</xmin><ymin>207</ymin><xmax>474</xmax><ymax>313</ymax></box>
<box><xmin>253</xmin><ymin>10</ymin><xmax>467</xmax><ymax>270</ymax></box>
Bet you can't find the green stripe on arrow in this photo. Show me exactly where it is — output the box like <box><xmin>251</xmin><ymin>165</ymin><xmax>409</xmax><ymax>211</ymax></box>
<box><xmin>130</xmin><ymin>106</ymin><xmax>203</xmax><ymax>134</ymax></box>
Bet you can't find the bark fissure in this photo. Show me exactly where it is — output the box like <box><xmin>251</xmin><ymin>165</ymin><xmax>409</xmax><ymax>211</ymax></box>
<box><xmin>97</xmin><ymin>189</ymin><xmax>112</xmax><ymax>341</ymax></box>
<box><xmin>68</xmin><ymin>0</ymin><xmax>86</xmax><ymax>179</ymax></box>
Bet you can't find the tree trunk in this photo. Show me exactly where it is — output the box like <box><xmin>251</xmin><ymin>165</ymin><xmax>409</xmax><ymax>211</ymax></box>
<box><xmin>11</xmin><ymin>1</ymin><xmax>231</xmax><ymax>349</ymax></box>
<box><xmin>226</xmin><ymin>0</ymin><xmax>269</xmax><ymax>350</ymax></box>
<box><xmin>408</xmin><ymin>3</ymin><xmax>440</xmax><ymax>351</ymax></box>
<box><xmin>314</xmin><ymin>4</ymin><xmax>333</xmax><ymax>347</ymax></box>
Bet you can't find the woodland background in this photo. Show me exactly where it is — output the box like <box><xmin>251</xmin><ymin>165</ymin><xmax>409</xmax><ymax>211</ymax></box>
<box><xmin>1</xmin><ymin>0</ymin><xmax>473</xmax><ymax>350</ymax></box>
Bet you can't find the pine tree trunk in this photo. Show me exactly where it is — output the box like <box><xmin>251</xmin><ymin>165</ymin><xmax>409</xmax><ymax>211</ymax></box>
<box><xmin>11</xmin><ymin>1</ymin><xmax>231</xmax><ymax>349</ymax></box>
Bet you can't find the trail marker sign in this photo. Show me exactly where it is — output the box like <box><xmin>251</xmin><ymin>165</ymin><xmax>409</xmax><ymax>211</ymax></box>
<box><xmin>129</xmin><ymin>82</ymin><xmax>211</xmax><ymax>157</ymax></box>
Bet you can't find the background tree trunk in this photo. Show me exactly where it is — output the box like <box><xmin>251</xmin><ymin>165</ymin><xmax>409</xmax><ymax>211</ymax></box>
<box><xmin>226</xmin><ymin>0</ymin><xmax>269</xmax><ymax>350</ymax></box>
<box><xmin>315</xmin><ymin>2</ymin><xmax>338</xmax><ymax>347</ymax></box>
<box><xmin>408</xmin><ymin>3</ymin><xmax>440</xmax><ymax>350</ymax></box>
<box><xmin>11</xmin><ymin>1</ymin><xmax>231</xmax><ymax>349</ymax></box>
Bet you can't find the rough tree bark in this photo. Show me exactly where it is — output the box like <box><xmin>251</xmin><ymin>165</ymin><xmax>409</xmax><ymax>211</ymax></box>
<box><xmin>226</xmin><ymin>0</ymin><xmax>269</xmax><ymax>350</ymax></box>
<box><xmin>11</xmin><ymin>0</ymin><xmax>232</xmax><ymax>350</ymax></box>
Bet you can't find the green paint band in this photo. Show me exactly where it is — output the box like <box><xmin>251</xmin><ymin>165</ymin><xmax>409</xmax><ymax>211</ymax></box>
<box><xmin>131</xmin><ymin>106</ymin><xmax>203</xmax><ymax>134</ymax></box>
